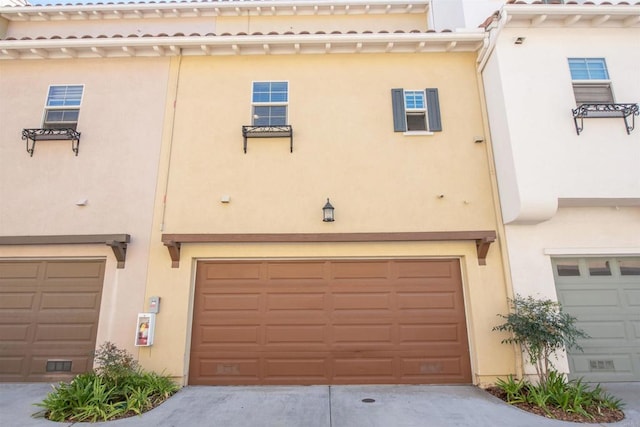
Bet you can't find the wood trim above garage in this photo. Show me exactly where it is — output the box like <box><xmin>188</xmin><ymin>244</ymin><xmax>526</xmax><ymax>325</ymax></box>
<box><xmin>0</xmin><ymin>234</ymin><xmax>131</xmax><ymax>268</ymax></box>
<box><xmin>162</xmin><ymin>231</ymin><xmax>497</xmax><ymax>268</ymax></box>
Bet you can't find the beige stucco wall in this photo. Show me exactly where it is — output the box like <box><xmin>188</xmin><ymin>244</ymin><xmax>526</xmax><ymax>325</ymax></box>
<box><xmin>140</xmin><ymin>52</ymin><xmax>516</xmax><ymax>385</ymax></box>
<box><xmin>160</xmin><ymin>53</ymin><xmax>494</xmax><ymax>234</ymax></box>
<box><xmin>0</xmin><ymin>57</ymin><xmax>170</xmax><ymax>356</ymax></box>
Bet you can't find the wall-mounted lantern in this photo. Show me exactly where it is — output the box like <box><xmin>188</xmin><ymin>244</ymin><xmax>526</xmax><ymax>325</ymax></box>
<box><xmin>322</xmin><ymin>198</ymin><xmax>335</xmax><ymax>222</ymax></box>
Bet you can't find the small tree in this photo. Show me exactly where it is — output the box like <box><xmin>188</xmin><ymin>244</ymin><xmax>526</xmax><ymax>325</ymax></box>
<box><xmin>493</xmin><ymin>295</ymin><xmax>588</xmax><ymax>385</ymax></box>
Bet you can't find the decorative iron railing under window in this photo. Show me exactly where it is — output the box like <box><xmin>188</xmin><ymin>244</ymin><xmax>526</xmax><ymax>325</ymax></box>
<box><xmin>242</xmin><ymin>125</ymin><xmax>293</xmax><ymax>153</ymax></box>
<box><xmin>21</xmin><ymin>128</ymin><xmax>81</xmax><ymax>156</ymax></box>
<box><xmin>572</xmin><ymin>103</ymin><xmax>639</xmax><ymax>135</ymax></box>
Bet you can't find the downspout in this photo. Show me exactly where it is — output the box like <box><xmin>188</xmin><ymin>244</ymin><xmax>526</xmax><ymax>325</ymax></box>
<box><xmin>159</xmin><ymin>51</ymin><xmax>183</xmax><ymax>232</ymax></box>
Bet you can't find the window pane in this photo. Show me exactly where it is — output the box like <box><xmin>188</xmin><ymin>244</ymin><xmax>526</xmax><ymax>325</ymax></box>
<box><xmin>252</xmin><ymin>106</ymin><xmax>287</xmax><ymax>126</ymax></box>
<box><xmin>588</xmin><ymin>260</ymin><xmax>611</xmax><ymax>276</ymax></box>
<box><xmin>556</xmin><ymin>260</ymin><xmax>580</xmax><ymax>276</ymax></box>
<box><xmin>271</xmin><ymin>92</ymin><xmax>288</xmax><ymax>103</ymax></box>
<box><xmin>619</xmin><ymin>259</ymin><xmax>640</xmax><ymax>276</ymax></box>
<box><xmin>61</xmin><ymin>110</ymin><xmax>79</xmax><ymax>121</ymax></box>
<box><xmin>47</xmin><ymin>85</ymin><xmax>83</xmax><ymax>107</ymax></box>
<box><xmin>404</xmin><ymin>91</ymin><xmax>425</xmax><ymax>109</ymax></box>
<box><xmin>45</xmin><ymin>108</ymin><xmax>79</xmax><ymax>123</ymax></box>
<box><xmin>585</xmin><ymin>59</ymin><xmax>608</xmax><ymax>79</ymax></box>
<box><xmin>45</xmin><ymin>110</ymin><xmax>64</xmax><ymax>122</ymax></box>
<box><xmin>252</xmin><ymin>81</ymin><xmax>288</xmax><ymax>103</ymax></box>
<box><xmin>568</xmin><ymin>58</ymin><xmax>609</xmax><ymax>80</ymax></box>
<box><xmin>271</xmin><ymin>82</ymin><xmax>288</xmax><ymax>92</ymax></box>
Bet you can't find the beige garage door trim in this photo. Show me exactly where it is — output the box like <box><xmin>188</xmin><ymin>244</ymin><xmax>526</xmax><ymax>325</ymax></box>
<box><xmin>0</xmin><ymin>259</ymin><xmax>105</xmax><ymax>382</ymax></box>
<box><xmin>190</xmin><ymin>258</ymin><xmax>471</xmax><ymax>385</ymax></box>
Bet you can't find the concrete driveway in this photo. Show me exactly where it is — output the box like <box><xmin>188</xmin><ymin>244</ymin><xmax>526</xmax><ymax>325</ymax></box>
<box><xmin>1</xmin><ymin>383</ymin><xmax>637</xmax><ymax>427</ymax></box>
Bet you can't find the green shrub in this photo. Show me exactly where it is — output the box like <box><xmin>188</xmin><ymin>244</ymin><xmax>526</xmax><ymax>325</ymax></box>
<box><xmin>494</xmin><ymin>375</ymin><xmax>527</xmax><ymax>404</ymax></box>
<box><xmin>493</xmin><ymin>371</ymin><xmax>624</xmax><ymax>421</ymax></box>
<box><xmin>94</xmin><ymin>341</ymin><xmax>139</xmax><ymax>379</ymax></box>
<box><xmin>493</xmin><ymin>295</ymin><xmax>588</xmax><ymax>385</ymax></box>
<box><xmin>35</xmin><ymin>343</ymin><xmax>178</xmax><ymax>422</ymax></box>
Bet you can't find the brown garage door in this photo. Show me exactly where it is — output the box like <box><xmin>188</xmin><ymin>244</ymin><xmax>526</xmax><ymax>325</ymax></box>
<box><xmin>0</xmin><ymin>260</ymin><xmax>105</xmax><ymax>382</ymax></box>
<box><xmin>190</xmin><ymin>259</ymin><xmax>471</xmax><ymax>385</ymax></box>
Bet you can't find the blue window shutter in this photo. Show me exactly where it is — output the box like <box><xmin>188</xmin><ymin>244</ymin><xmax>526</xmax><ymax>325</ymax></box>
<box><xmin>391</xmin><ymin>88</ymin><xmax>406</xmax><ymax>132</ymax></box>
<box><xmin>425</xmin><ymin>88</ymin><xmax>442</xmax><ymax>132</ymax></box>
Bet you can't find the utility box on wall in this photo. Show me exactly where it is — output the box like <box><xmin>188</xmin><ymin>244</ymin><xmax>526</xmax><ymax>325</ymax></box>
<box><xmin>135</xmin><ymin>313</ymin><xmax>156</xmax><ymax>347</ymax></box>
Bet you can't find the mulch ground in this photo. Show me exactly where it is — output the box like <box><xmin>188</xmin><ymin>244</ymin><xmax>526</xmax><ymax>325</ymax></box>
<box><xmin>483</xmin><ymin>386</ymin><xmax>625</xmax><ymax>424</ymax></box>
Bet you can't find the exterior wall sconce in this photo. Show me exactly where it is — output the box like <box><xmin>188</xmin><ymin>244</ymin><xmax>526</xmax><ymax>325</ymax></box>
<box><xmin>322</xmin><ymin>198</ymin><xmax>335</xmax><ymax>222</ymax></box>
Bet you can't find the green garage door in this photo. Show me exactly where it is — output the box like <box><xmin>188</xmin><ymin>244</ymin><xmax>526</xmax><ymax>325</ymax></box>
<box><xmin>553</xmin><ymin>257</ymin><xmax>640</xmax><ymax>382</ymax></box>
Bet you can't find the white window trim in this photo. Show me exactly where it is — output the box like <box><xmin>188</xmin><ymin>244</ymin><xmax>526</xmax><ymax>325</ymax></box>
<box><xmin>402</xmin><ymin>131</ymin><xmax>434</xmax><ymax>136</ymax></box>
<box><xmin>544</xmin><ymin>248</ymin><xmax>640</xmax><ymax>256</ymax></box>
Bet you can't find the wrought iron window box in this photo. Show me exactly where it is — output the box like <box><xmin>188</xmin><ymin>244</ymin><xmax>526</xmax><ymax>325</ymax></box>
<box><xmin>242</xmin><ymin>125</ymin><xmax>293</xmax><ymax>153</ymax></box>
<box><xmin>572</xmin><ymin>103</ymin><xmax>639</xmax><ymax>135</ymax></box>
<box><xmin>22</xmin><ymin>128</ymin><xmax>81</xmax><ymax>156</ymax></box>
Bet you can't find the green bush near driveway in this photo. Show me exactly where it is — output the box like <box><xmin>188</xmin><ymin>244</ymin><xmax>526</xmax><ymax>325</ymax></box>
<box><xmin>35</xmin><ymin>342</ymin><xmax>179</xmax><ymax>422</ymax></box>
<box><xmin>495</xmin><ymin>372</ymin><xmax>624</xmax><ymax>420</ymax></box>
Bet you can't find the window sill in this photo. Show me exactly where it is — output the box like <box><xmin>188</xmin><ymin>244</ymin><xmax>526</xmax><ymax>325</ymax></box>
<box><xmin>403</xmin><ymin>131</ymin><xmax>434</xmax><ymax>136</ymax></box>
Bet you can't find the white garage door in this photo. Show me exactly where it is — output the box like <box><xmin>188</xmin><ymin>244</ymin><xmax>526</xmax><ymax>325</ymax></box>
<box><xmin>553</xmin><ymin>257</ymin><xmax>640</xmax><ymax>382</ymax></box>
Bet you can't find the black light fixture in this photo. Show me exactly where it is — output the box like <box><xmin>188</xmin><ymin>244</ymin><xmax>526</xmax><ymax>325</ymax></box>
<box><xmin>322</xmin><ymin>198</ymin><xmax>335</xmax><ymax>222</ymax></box>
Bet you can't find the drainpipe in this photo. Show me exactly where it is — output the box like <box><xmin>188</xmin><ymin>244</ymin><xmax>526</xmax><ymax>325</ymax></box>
<box><xmin>159</xmin><ymin>51</ymin><xmax>183</xmax><ymax>232</ymax></box>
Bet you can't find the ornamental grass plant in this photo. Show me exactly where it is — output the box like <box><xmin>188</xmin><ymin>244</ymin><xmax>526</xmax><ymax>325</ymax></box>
<box><xmin>35</xmin><ymin>342</ymin><xmax>178</xmax><ymax>422</ymax></box>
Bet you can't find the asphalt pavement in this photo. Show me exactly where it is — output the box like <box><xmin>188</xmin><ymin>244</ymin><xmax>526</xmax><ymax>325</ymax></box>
<box><xmin>0</xmin><ymin>383</ymin><xmax>638</xmax><ymax>427</ymax></box>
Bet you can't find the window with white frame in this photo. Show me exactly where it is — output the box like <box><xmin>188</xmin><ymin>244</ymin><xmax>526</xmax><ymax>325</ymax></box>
<box><xmin>252</xmin><ymin>81</ymin><xmax>288</xmax><ymax>126</ymax></box>
<box><xmin>391</xmin><ymin>88</ymin><xmax>442</xmax><ymax>133</ymax></box>
<box><xmin>568</xmin><ymin>58</ymin><xmax>613</xmax><ymax>105</ymax></box>
<box><xmin>43</xmin><ymin>85</ymin><xmax>84</xmax><ymax>129</ymax></box>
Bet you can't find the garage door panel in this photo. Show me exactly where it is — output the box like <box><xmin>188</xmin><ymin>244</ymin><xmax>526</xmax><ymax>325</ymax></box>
<box><xmin>333</xmin><ymin>324</ymin><xmax>392</xmax><ymax>344</ymax></box>
<box><xmin>0</xmin><ymin>293</ymin><xmax>36</xmax><ymax>309</ymax></box>
<box><xmin>190</xmin><ymin>259</ymin><xmax>471</xmax><ymax>385</ymax></box>
<box><xmin>266</xmin><ymin>293</ymin><xmax>326</xmax><ymax>311</ymax></box>
<box><xmin>264</xmin><ymin>358</ymin><xmax>328</xmax><ymax>379</ymax></box>
<box><xmin>397</xmin><ymin>292</ymin><xmax>457</xmax><ymax>310</ymax></box>
<box><xmin>34</xmin><ymin>323</ymin><xmax>97</xmax><ymax>342</ymax></box>
<box><xmin>399</xmin><ymin>323</ymin><xmax>463</xmax><ymax>343</ymax></box>
<box><xmin>40</xmin><ymin>292</ymin><xmax>101</xmax><ymax>310</ymax></box>
<box><xmin>45</xmin><ymin>262</ymin><xmax>103</xmax><ymax>279</ymax></box>
<box><xmin>0</xmin><ymin>263</ymin><xmax>41</xmax><ymax>279</ymax></box>
<box><xmin>333</xmin><ymin>357</ymin><xmax>395</xmax><ymax>379</ymax></box>
<box><xmin>265</xmin><ymin>325</ymin><xmax>327</xmax><ymax>345</ymax></box>
<box><xmin>202</xmin><ymin>293</ymin><xmax>260</xmax><ymax>312</ymax></box>
<box><xmin>331</xmin><ymin>261</ymin><xmax>390</xmax><ymax>280</ymax></box>
<box><xmin>401</xmin><ymin>356</ymin><xmax>468</xmax><ymax>378</ymax></box>
<box><xmin>198</xmin><ymin>325</ymin><xmax>260</xmax><ymax>345</ymax></box>
<box><xmin>0</xmin><ymin>323</ymin><xmax>31</xmax><ymax>341</ymax></box>
<box><xmin>201</xmin><ymin>262</ymin><xmax>262</xmax><ymax>280</ymax></box>
<box><xmin>395</xmin><ymin>260</ymin><xmax>456</xmax><ymax>279</ymax></box>
<box><xmin>627</xmin><ymin>289</ymin><xmax>640</xmax><ymax>306</ymax></box>
<box><xmin>31</xmin><ymin>355</ymin><xmax>93</xmax><ymax>375</ymax></box>
<box><xmin>0</xmin><ymin>356</ymin><xmax>25</xmax><ymax>378</ymax></box>
<box><xmin>267</xmin><ymin>262</ymin><xmax>326</xmax><ymax>280</ymax></box>
<box><xmin>560</xmin><ymin>289</ymin><xmax>620</xmax><ymax>307</ymax></box>
<box><xmin>570</xmin><ymin>353</ymin><xmax>637</xmax><ymax>381</ymax></box>
<box><xmin>579</xmin><ymin>320</ymin><xmax>628</xmax><ymax>339</ymax></box>
<box><xmin>332</xmin><ymin>293</ymin><xmax>391</xmax><ymax>311</ymax></box>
